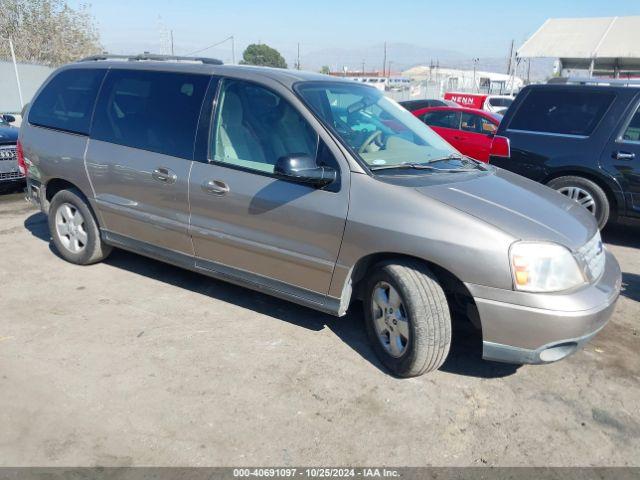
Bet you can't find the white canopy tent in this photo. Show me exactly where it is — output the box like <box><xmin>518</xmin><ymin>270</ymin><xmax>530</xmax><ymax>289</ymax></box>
<box><xmin>517</xmin><ymin>16</ymin><xmax>640</xmax><ymax>77</ymax></box>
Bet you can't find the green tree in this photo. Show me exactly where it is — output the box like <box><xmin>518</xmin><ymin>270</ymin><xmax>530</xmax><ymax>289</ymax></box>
<box><xmin>0</xmin><ymin>0</ymin><xmax>102</xmax><ymax>66</ymax></box>
<box><xmin>240</xmin><ymin>43</ymin><xmax>287</xmax><ymax>69</ymax></box>
<box><xmin>319</xmin><ymin>65</ymin><xmax>331</xmax><ymax>75</ymax></box>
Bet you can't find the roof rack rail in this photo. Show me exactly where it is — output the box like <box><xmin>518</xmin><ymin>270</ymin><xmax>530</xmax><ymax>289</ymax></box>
<box><xmin>78</xmin><ymin>54</ymin><xmax>223</xmax><ymax>65</ymax></box>
<box><xmin>547</xmin><ymin>77</ymin><xmax>640</xmax><ymax>87</ymax></box>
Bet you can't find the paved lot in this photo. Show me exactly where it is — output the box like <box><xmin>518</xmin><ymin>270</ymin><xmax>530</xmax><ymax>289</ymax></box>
<box><xmin>0</xmin><ymin>190</ymin><xmax>639</xmax><ymax>466</ymax></box>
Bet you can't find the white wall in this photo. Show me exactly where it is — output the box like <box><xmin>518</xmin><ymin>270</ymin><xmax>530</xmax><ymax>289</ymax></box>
<box><xmin>1</xmin><ymin>61</ymin><xmax>53</xmax><ymax>113</ymax></box>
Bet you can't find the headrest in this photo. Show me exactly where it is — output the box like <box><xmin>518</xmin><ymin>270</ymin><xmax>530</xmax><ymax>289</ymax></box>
<box><xmin>222</xmin><ymin>91</ymin><xmax>243</xmax><ymax>126</ymax></box>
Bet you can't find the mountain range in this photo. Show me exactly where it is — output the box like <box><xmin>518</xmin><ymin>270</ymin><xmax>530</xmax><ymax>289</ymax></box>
<box><xmin>294</xmin><ymin>42</ymin><xmax>554</xmax><ymax>80</ymax></box>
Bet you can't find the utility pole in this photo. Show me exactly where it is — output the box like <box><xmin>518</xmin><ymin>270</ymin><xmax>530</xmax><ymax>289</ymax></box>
<box><xmin>170</xmin><ymin>30</ymin><xmax>174</xmax><ymax>56</ymax></box>
<box><xmin>511</xmin><ymin>57</ymin><xmax>519</xmax><ymax>96</ymax></box>
<box><xmin>362</xmin><ymin>60</ymin><xmax>365</xmax><ymax>74</ymax></box>
<box><xmin>231</xmin><ymin>35</ymin><xmax>236</xmax><ymax>64</ymax></box>
<box><xmin>472</xmin><ymin>57</ymin><xmax>479</xmax><ymax>93</ymax></box>
<box><xmin>506</xmin><ymin>39</ymin><xmax>514</xmax><ymax>75</ymax></box>
<box><xmin>296</xmin><ymin>42</ymin><xmax>301</xmax><ymax>70</ymax></box>
<box><xmin>382</xmin><ymin>41</ymin><xmax>387</xmax><ymax>77</ymax></box>
<box><xmin>8</xmin><ymin>38</ymin><xmax>24</xmax><ymax>109</ymax></box>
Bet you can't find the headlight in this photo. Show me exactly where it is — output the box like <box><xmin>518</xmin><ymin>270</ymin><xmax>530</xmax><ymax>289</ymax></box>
<box><xmin>510</xmin><ymin>242</ymin><xmax>587</xmax><ymax>293</ymax></box>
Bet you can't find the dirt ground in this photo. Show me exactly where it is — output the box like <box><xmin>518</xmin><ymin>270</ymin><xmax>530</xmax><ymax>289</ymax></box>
<box><xmin>1</xmin><ymin>190</ymin><xmax>639</xmax><ymax>466</ymax></box>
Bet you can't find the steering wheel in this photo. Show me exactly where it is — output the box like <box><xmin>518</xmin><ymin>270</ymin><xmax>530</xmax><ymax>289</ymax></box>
<box><xmin>358</xmin><ymin>130</ymin><xmax>384</xmax><ymax>154</ymax></box>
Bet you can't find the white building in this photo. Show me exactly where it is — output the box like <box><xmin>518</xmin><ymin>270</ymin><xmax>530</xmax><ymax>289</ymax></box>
<box><xmin>517</xmin><ymin>16</ymin><xmax>640</xmax><ymax>78</ymax></box>
<box><xmin>402</xmin><ymin>66</ymin><xmax>524</xmax><ymax>97</ymax></box>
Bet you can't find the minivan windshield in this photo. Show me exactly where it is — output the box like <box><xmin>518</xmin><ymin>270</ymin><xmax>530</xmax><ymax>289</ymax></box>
<box><xmin>296</xmin><ymin>82</ymin><xmax>462</xmax><ymax>170</ymax></box>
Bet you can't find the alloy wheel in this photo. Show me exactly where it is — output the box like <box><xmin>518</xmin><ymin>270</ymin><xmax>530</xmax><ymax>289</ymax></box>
<box><xmin>371</xmin><ymin>281</ymin><xmax>410</xmax><ymax>358</ymax></box>
<box><xmin>557</xmin><ymin>186</ymin><xmax>596</xmax><ymax>215</ymax></box>
<box><xmin>55</xmin><ymin>203</ymin><xmax>88</xmax><ymax>254</ymax></box>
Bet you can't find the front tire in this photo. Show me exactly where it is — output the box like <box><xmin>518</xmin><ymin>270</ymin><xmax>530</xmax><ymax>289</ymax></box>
<box><xmin>547</xmin><ymin>176</ymin><xmax>610</xmax><ymax>229</ymax></box>
<box><xmin>364</xmin><ymin>261</ymin><xmax>452</xmax><ymax>377</ymax></box>
<box><xmin>48</xmin><ymin>188</ymin><xmax>112</xmax><ymax>265</ymax></box>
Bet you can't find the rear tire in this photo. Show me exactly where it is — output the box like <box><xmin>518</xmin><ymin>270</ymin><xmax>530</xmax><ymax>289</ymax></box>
<box><xmin>363</xmin><ymin>260</ymin><xmax>452</xmax><ymax>377</ymax></box>
<box><xmin>48</xmin><ymin>188</ymin><xmax>112</xmax><ymax>265</ymax></box>
<box><xmin>547</xmin><ymin>176</ymin><xmax>610</xmax><ymax>229</ymax></box>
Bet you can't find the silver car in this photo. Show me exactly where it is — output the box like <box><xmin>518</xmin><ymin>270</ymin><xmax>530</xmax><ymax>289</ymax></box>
<box><xmin>21</xmin><ymin>55</ymin><xmax>621</xmax><ymax>377</ymax></box>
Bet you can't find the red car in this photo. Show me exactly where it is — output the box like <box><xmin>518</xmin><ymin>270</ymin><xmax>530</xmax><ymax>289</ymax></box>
<box><xmin>411</xmin><ymin>106</ymin><xmax>502</xmax><ymax>162</ymax></box>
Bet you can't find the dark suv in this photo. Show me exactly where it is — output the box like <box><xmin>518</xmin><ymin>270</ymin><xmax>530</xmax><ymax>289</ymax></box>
<box><xmin>490</xmin><ymin>82</ymin><xmax>640</xmax><ymax>228</ymax></box>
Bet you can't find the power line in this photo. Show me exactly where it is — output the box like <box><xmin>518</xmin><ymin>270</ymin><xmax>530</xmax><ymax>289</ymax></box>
<box><xmin>186</xmin><ymin>35</ymin><xmax>234</xmax><ymax>58</ymax></box>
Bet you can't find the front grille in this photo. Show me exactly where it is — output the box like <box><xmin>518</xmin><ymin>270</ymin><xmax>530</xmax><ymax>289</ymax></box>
<box><xmin>577</xmin><ymin>231</ymin><xmax>606</xmax><ymax>281</ymax></box>
<box><xmin>0</xmin><ymin>145</ymin><xmax>23</xmax><ymax>181</ymax></box>
<box><xmin>0</xmin><ymin>171</ymin><xmax>24</xmax><ymax>180</ymax></box>
<box><xmin>0</xmin><ymin>145</ymin><xmax>17</xmax><ymax>161</ymax></box>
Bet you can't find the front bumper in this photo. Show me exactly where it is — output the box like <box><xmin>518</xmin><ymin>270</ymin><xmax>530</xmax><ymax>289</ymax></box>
<box><xmin>26</xmin><ymin>178</ymin><xmax>45</xmax><ymax>211</ymax></box>
<box><xmin>466</xmin><ymin>250</ymin><xmax>621</xmax><ymax>364</ymax></box>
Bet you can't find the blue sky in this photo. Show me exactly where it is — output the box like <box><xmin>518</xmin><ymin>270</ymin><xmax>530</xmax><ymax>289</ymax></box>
<box><xmin>70</xmin><ymin>0</ymin><xmax>640</xmax><ymax>64</ymax></box>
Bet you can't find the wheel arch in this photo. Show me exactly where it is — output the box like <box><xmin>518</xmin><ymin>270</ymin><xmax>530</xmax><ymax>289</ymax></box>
<box><xmin>43</xmin><ymin>178</ymin><xmax>99</xmax><ymax>224</ymax></box>
<box><xmin>341</xmin><ymin>252</ymin><xmax>481</xmax><ymax>330</ymax></box>
<box><xmin>543</xmin><ymin>169</ymin><xmax>622</xmax><ymax>221</ymax></box>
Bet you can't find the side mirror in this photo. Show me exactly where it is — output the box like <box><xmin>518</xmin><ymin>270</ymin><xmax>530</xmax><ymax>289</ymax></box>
<box><xmin>274</xmin><ymin>154</ymin><xmax>337</xmax><ymax>187</ymax></box>
<box><xmin>2</xmin><ymin>114</ymin><xmax>16</xmax><ymax>124</ymax></box>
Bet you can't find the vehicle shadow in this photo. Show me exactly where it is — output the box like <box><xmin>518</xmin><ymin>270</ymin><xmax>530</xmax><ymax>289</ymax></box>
<box><xmin>602</xmin><ymin>223</ymin><xmax>640</xmax><ymax>249</ymax></box>
<box><xmin>440</xmin><ymin>315</ymin><xmax>520</xmax><ymax>378</ymax></box>
<box><xmin>24</xmin><ymin>211</ymin><xmax>517</xmax><ymax>379</ymax></box>
<box><xmin>0</xmin><ymin>183</ymin><xmax>26</xmax><ymax>196</ymax></box>
<box><xmin>602</xmin><ymin>224</ymin><xmax>640</xmax><ymax>302</ymax></box>
<box><xmin>621</xmin><ymin>273</ymin><xmax>640</xmax><ymax>302</ymax></box>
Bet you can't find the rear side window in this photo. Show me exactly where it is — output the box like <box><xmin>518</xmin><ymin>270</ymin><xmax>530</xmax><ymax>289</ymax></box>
<box><xmin>91</xmin><ymin>69</ymin><xmax>209</xmax><ymax>159</ymax></box>
<box><xmin>509</xmin><ymin>89</ymin><xmax>614</xmax><ymax>137</ymax></box>
<box><xmin>621</xmin><ymin>106</ymin><xmax>640</xmax><ymax>142</ymax></box>
<box><xmin>29</xmin><ymin>69</ymin><xmax>105</xmax><ymax>135</ymax></box>
<box><xmin>461</xmin><ymin>113</ymin><xmax>497</xmax><ymax>134</ymax></box>
<box><xmin>422</xmin><ymin>110</ymin><xmax>461</xmax><ymax>129</ymax></box>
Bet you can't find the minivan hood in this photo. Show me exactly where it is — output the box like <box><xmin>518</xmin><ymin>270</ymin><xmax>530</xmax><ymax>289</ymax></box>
<box><xmin>409</xmin><ymin>168</ymin><xmax>597</xmax><ymax>250</ymax></box>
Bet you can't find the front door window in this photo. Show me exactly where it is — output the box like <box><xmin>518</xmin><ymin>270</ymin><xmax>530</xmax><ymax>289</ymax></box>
<box><xmin>211</xmin><ymin>80</ymin><xmax>319</xmax><ymax>173</ymax></box>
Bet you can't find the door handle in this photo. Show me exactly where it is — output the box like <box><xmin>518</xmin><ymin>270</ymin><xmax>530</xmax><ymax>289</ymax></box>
<box><xmin>202</xmin><ymin>179</ymin><xmax>230</xmax><ymax>196</ymax></box>
<box><xmin>152</xmin><ymin>167</ymin><xmax>177</xmax><ymax>184</ymax></box>
<box><xmin>613</xmin><ymin>151</ymin><xmax>636</xmax><ymax>160</ymax></box>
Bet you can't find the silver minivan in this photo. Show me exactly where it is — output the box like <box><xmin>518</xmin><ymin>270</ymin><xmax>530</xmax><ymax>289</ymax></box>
<box><xmin>21</xmin><ymin>55</ymin><xmax>621</xmax><ymax>377</ymax></box>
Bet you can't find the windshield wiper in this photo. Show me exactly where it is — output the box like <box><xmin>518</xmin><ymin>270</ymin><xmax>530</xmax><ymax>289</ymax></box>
<box><xmin>427</xmin><ymin>153</ymin><xmax>464</xmax><ymax>162</ymax></box>
<box><xmin>427</xmin><ymin>154</ymin><xmax>489</xmax><ymax>170</ymax></box>
<box><xmin>369</xmin><ymin>162</ymin><xmax>479</xmax><ymax>173</ymax></box>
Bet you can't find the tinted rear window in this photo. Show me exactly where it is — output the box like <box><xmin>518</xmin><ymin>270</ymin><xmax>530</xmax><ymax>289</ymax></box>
<box><xmin>400</xmin><ymin>100</ymin><xmax>445</xmax><ymax>111</ymax></box>
<box><xmin>509</xmin><ymin>89</ymin><xmax>614</xmax><ymax>136</ymax></box>
<box><xmin>91</xmin><ymin>69</ymin><xmax>209</xmax><ymax>159</ymax></box>
<box><xmin>422</xmin><ymin>110</ymin><xmax>461</xmax><ymax>129</ymax></box>
<box><xmin>488</xmin><ymin>97</ymin><xmax>512</xmax><ymax>107</ymax></box>
<box><xmin>29</xmin><ymin>69</ymin><xmax>105</xmax><ymax>135</ymax></box>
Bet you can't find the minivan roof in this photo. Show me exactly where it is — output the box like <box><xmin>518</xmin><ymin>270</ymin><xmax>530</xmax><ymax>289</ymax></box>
<box><xmin>61</xmin><ymin>59</ymin><xmax>349</xmax><ymax>88</ymax></box>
